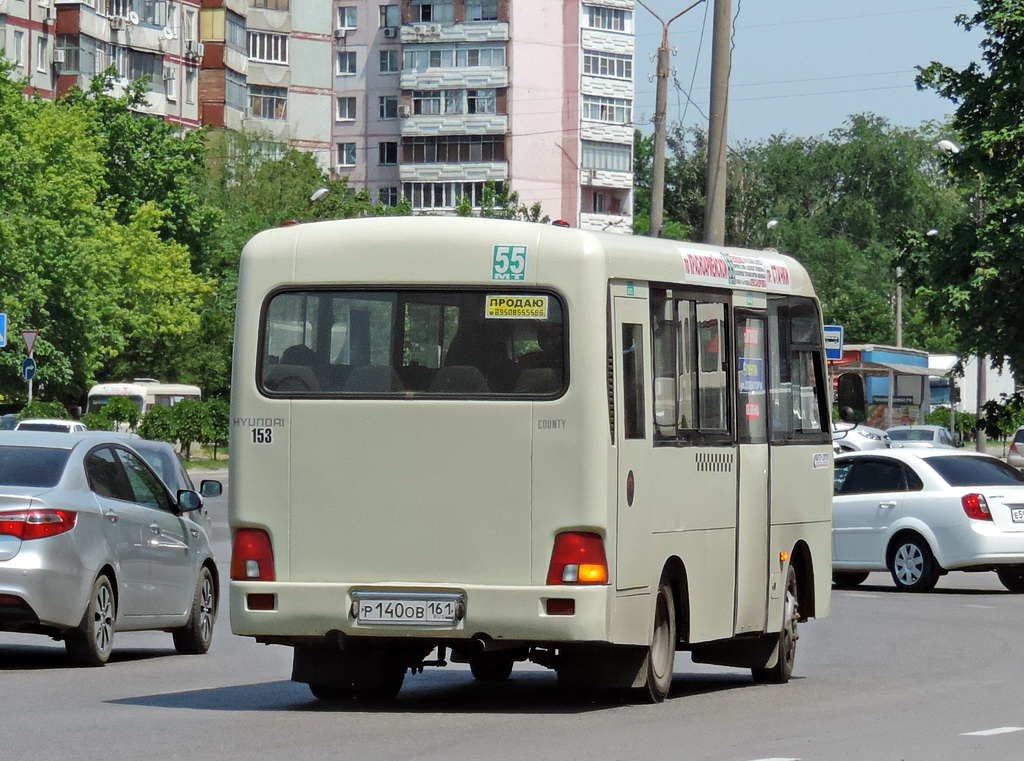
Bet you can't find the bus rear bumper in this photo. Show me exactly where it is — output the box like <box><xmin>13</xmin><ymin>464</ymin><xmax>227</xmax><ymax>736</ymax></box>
<box><xmin>229</xmin><ymin>581</ymin><xmax>619</xmax><ymax>646</ymax></box>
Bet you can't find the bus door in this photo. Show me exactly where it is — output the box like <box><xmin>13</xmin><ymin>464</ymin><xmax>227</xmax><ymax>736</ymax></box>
<box><xmin>613</xmin><ymin>293</ymin><xmax>652</xmax><ymax>592</ymax></box>
<box><xmin>733</xmin><ymin>306</ymin><xmax>770</xmax><ymax>633</ymax></box>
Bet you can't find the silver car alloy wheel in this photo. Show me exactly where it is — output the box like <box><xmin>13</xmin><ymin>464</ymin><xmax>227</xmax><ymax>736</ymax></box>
<box><xmin>198</xmin><ymin>573</ymin><xmax>216</xmax><ymax>642</ymax></box>
<box><xmin>893</xmin><ymin>542</ymin><xmax>925</xmax><ymax>586</ymax></box>
<box><xmin>91</xmin><ymin>581</ymin><xmax>115</xmax><ymax>656</ymax></box>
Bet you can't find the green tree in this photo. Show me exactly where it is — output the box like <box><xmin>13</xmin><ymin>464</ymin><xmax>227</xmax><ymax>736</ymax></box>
<box><xmin>18</xmin><ymin>400</ymin><xmax>70</xmax><ymax>420</ymax></box>
<box><xmin>202</xmin><ymin>398</ymin><xmax>230</xmax><ymax>460</ymax></box>
<box><xmin>137</xmin><ymin>404</ymin><xmax>175</xmax><ymax>444</ymax></box>
<box><xmin>914</xmin><ymin>0</ymin><xmax>1024</xmax><ymax>373</ymax></box>
<box><xmin>103</xmin><ymin>395</ymin><xmax>140</xmax><ymax>431</ymax></box>
<box><xmin>171</xmin><ymin>398</ymin><xmax>206</xmax><ymax>460</ymax></box>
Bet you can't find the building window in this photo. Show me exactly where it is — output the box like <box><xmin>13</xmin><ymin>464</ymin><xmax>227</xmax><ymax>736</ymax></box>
<box><xmin>252</xmin><ymin>0</ymin><xmax>289</xmax><ymax>9</ymax></box>
<box><xmin>35</xmin><ymin>37</ymin><xmax>48</xmax><ymax>73</ymax></box>
<box><xmin>250</xmin><ymin>84</ymin><xmax>288</xmax><ymax>120</ymax></box>
<box><xmin>593</xmin><ymin>192</ymin><xmax>605</xmax><ymax>213</ymax></box>
<box><xmin>410</xmin><ymin>1</ymin><xmax>455</xmax><ymax>23</ymax></box>
<box><xmin>337</xmin><ymin>143</ymin><xmax>358</xmax><ymax>166</ymax></box>
<box><xmin>582</xmin><ymin>95</ymin><xmax>632</xmax><ymax>125</ymax></box>
<box><xmin>403</xmin><ymin>135</ymin><xmax>505</xmax><ymax>164</ymax></box>
<box><xmin>378</xmin><ymin>142</ymin><xmax>398</xmax><ymax>165</ymax></box>
<box><xmin>378</xmin><ymin>186</ymin><xmax>400</xmax><ymax>206</ymax></box>
<box><xmin>185</xmin><ymin>67</ymin><xmax>197</xmax><ymax>104</ymax></box>
<box><xmin>337</xmin><ymin>96</ymin><xmax>357</xmax><ymax>121</ymax></box>
<box><xmin>379</xmin><ymin>96</ymin><xmax>398</xmax><ymax>119</ymax></box>
<box><xmin>337</xmin><ymin>51</ymin><xmax>357</xmax><ymax>75</ymax></box>
<box><xmin>466</xmin><ymin>89</ymin><xmax>496</xmax><ymax>114</ymax></box>
<box><xmin>466</xmin><ymin>1</ymin><xmax>498</xmax><ymax>21</ymax></box>
<box><xmin>586</xmin><ymin>6</ymin><xmax>630</xmax><ymax>32</ymax></box>
<box><xmin>582</xmin><ymin>141</ymin><xmax>632</xmax><ymax>172</ymax></box>
<box><xmin>139</xmin><ymin>0</ymin><xmax>169</xmax><ymax>26</ymax></box>
<box><xmin>248</xmin><ymin>32</ymin><xmax>288</xmax><ymax>64</ymax></box>
<box><xmin>226</xmin><ymin>68</ymin><xmax>246</xmax><ymax>110</ymax></box>
<box><xmin>404</xmin><ymin>46</ymin><xmax>505</xmax><ymax>71</ymax></box>
<box><xmin>412</xmin><ymin>90</ymin><xmax>441</xmax><ymax>115</ymax></box>
<box><xmin>130</xmin><ymin>50</ymin><xmax>162</xmax><ymax>89</ymax></box>
<box><xmin>226</xmin><ymin>10</ymin><xmax>246</xmax><ymax>51</ymax></box>
<box><xmin>379</xmin><ymin>49</ymin><xmax>399</xmax><ymax>73</ymax></box>
<box><xmin>12</xmin><ymin>31</ymin><xmax>25</xmax><ymax>67</ymax></box>
<box><xmin>379</xmin><ymin>4</ymin><xmax>400</xmax><ymax>28</ymax></box>
<box><xmin>338</xmin><ymin>6</ymin><xmax>358</xmax><ymax>30</ymax></box>
<box><xmin>107</xmin><ymin>0</ymin><xmax>131</xmax><ymax>17</ymax></box>
<box><xmin>403</xmin><ymin>181</ymin><xmax>500</xmax><ymax>211</ymax></box>
<box><xmin>583</xmin><ymin>50</ymin><xmax>632</xmax><ymax>80</ymax></box>
<box><xmin>56</xmin><ymin>34</ymin><xmax>81</xmax><ymax>73</ymax></box>
<box><xmin>164</xmin><ymin>66</ymin><xmax>178</xmax><ymax>100</ymax></box>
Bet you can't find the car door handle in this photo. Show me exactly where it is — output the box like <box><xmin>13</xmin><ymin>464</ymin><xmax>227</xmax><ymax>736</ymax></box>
<box><xmin>149</xmin><ymin>524</ymin><xmax>162</xmax><ymax>535</ymax></box>
<box><xmin>104</xmin><ymin>511</ymin><xmax>119</xmax><ymax>524</ymax></box>
<box><xmin>879</xmin><ymin>501</ymin><xmax>898</xmax><ymax>509</ymax></box>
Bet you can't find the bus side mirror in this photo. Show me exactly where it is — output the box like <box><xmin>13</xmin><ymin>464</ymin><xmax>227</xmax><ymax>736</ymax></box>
<box><xmin>837</xmin><ymin>373</ymin><xmax>866</xmax><ymax>423</ymax></box>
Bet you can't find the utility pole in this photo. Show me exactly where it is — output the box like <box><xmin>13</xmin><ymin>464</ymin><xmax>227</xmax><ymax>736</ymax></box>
<box><xmin>637</xmin><ymin>1</ymin><xmax>707</xmax><ymax>238</ymax></box>
<box><xmin>703</xmin><ymin>0</ymin><xmax>731</xmax><ymax>245</ymax></box>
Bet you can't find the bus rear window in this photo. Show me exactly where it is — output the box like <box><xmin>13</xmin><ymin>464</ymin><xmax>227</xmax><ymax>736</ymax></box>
<box><xmin>260</xmin><ymin>290</ymin><xmax>566</xmax><ymax>398</ymax></box>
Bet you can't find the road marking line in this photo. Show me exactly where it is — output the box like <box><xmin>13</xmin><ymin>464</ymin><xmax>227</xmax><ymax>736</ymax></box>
<box><xmin>961</xmin><ymin>727</ymin><xmax>1024</xmax><ymax>736</ymax></box>
<box><xmin>746</xmin><ymin>758</ymin><xmax>801</xmax><ymax>761</ymax></box>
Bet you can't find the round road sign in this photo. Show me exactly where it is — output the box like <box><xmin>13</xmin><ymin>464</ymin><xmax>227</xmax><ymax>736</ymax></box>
<box><xmin>22</xmin><ymin>357</ymin><xmax>36</xmax><ymax>381</ymax></box>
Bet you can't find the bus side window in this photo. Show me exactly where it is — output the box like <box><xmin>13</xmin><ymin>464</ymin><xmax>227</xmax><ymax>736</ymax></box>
<box><xmin>622</xmin><ymin>324</ymin><xmax>645</xmax><ymax>439</ymax></box>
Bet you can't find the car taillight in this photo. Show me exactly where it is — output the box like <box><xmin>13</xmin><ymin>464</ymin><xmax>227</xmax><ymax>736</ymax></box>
<box><xmin>1012</xmin><ymin>442</ymin><xmax>1020</xmax><ymax>454</ymax></box>
<box><xmin>231</xmin><ymin>528</ymin><xmax>276</xmax><ymax>581</ymax></box>
<box><xmin>547</xmin><ymin>531</ymin><xmax>608</xmax><ymax>585</ymax></box>
<box><xmin>0</xmin><ymin>510</ymin><xmax>77</xmax><ymax>540</ymax></box>
<box><xmin>962</xmin><ymin>493</ymin><xmax>993</xmax><ymax>521</ymax></box>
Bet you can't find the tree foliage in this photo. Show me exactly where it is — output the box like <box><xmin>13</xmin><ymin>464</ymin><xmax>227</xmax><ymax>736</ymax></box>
<box><xmin>912</xmin><ymin>0</ymin><xmax>1024</xmax><ymax>373</ymax></box>
<box><xmin>634</xmin><ymin>115</ymin><xmax>966</xmax><ymax>350</ymax></box>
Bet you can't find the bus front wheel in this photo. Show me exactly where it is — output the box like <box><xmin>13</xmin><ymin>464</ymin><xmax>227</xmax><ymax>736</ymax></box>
<box><xmin>752</xmin><ymin>564</ymin><xmax>799</xmax><ymax>684</ymax></box>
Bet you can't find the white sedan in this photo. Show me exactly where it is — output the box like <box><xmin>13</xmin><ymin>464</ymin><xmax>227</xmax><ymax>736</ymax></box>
<box><xmin>832</xmin><ymin>449</ymin><xmax>1024</xmax><ymax>592</ymax></box>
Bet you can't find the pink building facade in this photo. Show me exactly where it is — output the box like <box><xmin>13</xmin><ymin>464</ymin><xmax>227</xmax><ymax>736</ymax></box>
<box><xmin>2</xmin><ymin>0</ymin><xmax>634</xmax><ymax>231</ymax></box>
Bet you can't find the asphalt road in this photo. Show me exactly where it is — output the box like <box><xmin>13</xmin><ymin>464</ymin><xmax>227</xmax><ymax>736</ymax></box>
<box><xmin>2</xmin><ymin>475</ymin><xmax>1022</xmax><ymax>761</ymax></box>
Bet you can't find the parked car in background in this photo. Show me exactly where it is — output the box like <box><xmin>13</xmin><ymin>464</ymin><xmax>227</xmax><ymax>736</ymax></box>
<box><xmin>832</xmin><ymin>449</ymin><xmax>1024</xmax><ymax>592</ymax></box>
<box><xmin>832</xmin><ymin>423</ymin><xmax>892</xmax><ymax>452</ymax></box>
<box><xmin>0</xmin><ymin>431</ymin><xmax>219</xmax><ymax>665</ymax></box>
<box><xmin>1008</xmin><ymin>425</ymin><xmax>1024</xmax><ymax>470</ymax></box>
<box><xmin>0</xmin><ymin>414</ymin><xmax>16</xmax><ymax>431</ymax></box>
<box><xmin>886</xmin><ymin>424</ymin><xmax>958</xmax><ymax>449</ymax></box>
<box><xmin>14</xmin><ymin>419</ymin><xmax>87</xmax><ymax>433</ymax></box>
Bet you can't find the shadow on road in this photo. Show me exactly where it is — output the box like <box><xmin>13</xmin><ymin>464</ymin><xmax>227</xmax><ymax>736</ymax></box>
<box><xmin>106</xmin><ymin>668</ymin><xmax>763</xmax><ymax>714</ymax></box>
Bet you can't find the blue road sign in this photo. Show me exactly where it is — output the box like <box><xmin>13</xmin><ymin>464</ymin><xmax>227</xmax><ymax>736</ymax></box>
<box><xmin>824</xmin><ymin>324</ymin><xmax>844</xmax><ymax>361</ymax></box>
<box><xmin>0</xmin><ymin>313</ymin><xmax>6</xmax><ymax>347</ymax></box>
<box><xmin>22</xmin><ymin>357</ymin><xmax>36</xmax><ymax>382</ymax></box>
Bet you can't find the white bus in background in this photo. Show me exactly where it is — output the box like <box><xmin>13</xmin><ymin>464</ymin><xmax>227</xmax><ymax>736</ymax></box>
<box><xmin>86</xmin><ymin>378</ymin><xmax>201</xmax><ymax>416</ymax></box>
<box><xmin>229</xmin><ymin>217</ymin><xmax>835</xmax><ymax>703</ymax></box>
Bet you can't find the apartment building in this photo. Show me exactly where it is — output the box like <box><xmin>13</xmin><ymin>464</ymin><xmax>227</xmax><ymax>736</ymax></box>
<box><xmin>1</xmin><ymin>0</ymin><xmax>634</xmax><ymax>231</ymax></box>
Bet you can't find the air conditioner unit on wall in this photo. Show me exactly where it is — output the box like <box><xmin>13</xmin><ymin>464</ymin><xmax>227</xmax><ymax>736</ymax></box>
<box><xmin>334</xmin><ymin>28</ymin><xmax>347</xmax><ymax>40</ymax></box>
<box><xmin>382</xmin><ymin>27</ymin><xmax>397</xmax><ymax>39</ymax></box>
<box><xmin>53</xmin><ymin>49</ymin><xmax>66</xmax><ymax>64</ymax></box>
<box><xmin>185</xmin><ymin>40</ymin><xmax>204</xmax><ymax>58</ymax></box>
<box><xmin>398</xmin><ymin>104</ymin><xmax>411</xmax><ymax>118</ymax></box>
<box><xmin>110</xmin><ymin>16</ymin><xmax>126</xmax><ymax>31</ymax></box>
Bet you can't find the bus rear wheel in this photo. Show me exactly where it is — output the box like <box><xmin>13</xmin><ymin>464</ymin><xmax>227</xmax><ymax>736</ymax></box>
<box><xmin>636</xmin><ymin>580</ymin><xmax>676</xmax><ymax>703</ymax></box>
<box><xmin>752</xmin><ymin>564</ymin><xmax>799</xmax><ymax>684</ymax></box>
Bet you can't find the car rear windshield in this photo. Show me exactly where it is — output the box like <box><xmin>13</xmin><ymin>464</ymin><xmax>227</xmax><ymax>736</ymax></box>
<box><xmin>259</xmin><ymin>289</ymin><xmax>566</xmax><ymax>398</ymax></box>
<box><xmin>0</xmin><ymin>446</ymin><xmax>71</xmax><ymax>487</ymax></box>
<box><xmin>889</xmin><ymin>430</ymin><xmax>932</xmax><ymax>442</ymax></box>
<box><xmin>16</xmin><ymin>423</ymin><xmax>73</xmax><ymax>433</ymax></box>
<box><xmin>927</xmin><ymin>456</ymin><xmax>1024</xmax><ymax>487</ymax></box>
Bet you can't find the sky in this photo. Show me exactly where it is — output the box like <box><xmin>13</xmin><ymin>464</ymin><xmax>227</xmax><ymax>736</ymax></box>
<box><xmin>632</xmin><ymin>1</ymin><xmax>985</xmax><ymax>144</ymax></box>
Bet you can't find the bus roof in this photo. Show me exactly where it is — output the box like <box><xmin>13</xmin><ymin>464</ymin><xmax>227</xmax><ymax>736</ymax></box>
<box><xmin>240</xmin><ymin>217</ymin><xmax>817</xmax><ymax>299</ymax></box>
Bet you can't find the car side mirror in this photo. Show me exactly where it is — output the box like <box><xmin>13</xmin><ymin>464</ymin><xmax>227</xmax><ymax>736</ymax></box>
<box><xmin>177</xmin><ymin>489</ymin><xmax>203</xmax><ymax>512</ymax></box>
<box><xmin>200</xmin><ymin>479</ymin><xmax>223</xmax><ymax>498</ymax></box>
<box><xmin>837</xmin><ymin>373</ymin><xmax>866</xmax><ymax>423</ymax></box>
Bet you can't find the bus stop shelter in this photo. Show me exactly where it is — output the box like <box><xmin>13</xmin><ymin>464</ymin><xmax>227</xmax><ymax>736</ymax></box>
<box><xmin>830</xmin><ymin>360</ymin><xmax>939</xmax><ymax>428</ymax></box>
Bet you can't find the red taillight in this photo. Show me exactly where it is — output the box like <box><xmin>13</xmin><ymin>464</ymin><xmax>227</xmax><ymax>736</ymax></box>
<box><xmin>547</xmin><ymin>531</ymin><xmax>608</xmax><ymax>585</ymax></box>
<box><xmin>1013</xmin><ymin>442</ymin><xmax>1020</xmax><ymax>454</ymax></box>
<box><xmin>962</xmin><ymin>493</ymin><xmax>993</xmax><ymax>521</ymax></box>
<box><xmin>0</xmin><ymin>510</ymin><xmax>77</xmax><ymax>540</ymax></box>
<box><xmin>231</xmin><ymin>528</ymin><xmax>276</xmax><ymax>581</ymax></box>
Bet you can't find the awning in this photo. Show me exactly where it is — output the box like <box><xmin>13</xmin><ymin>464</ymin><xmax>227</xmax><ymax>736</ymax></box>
<box><xmin>832</xmin><ymin>361</ymin><xmax>940</xmax><ymax>377</ymax></box>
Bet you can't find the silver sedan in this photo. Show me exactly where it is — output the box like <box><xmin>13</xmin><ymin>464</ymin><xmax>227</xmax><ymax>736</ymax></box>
<box><xmin>0</xmin><ymin>431</ymin><xmax>218</xmax><ymax>665</ymax></box>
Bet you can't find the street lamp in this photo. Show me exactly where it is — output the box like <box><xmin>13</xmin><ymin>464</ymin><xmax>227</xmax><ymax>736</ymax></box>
<box><xmin>937</xmin><ymin>138</ymin><xmax>986</xmax><ymax>452</ymax></box>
